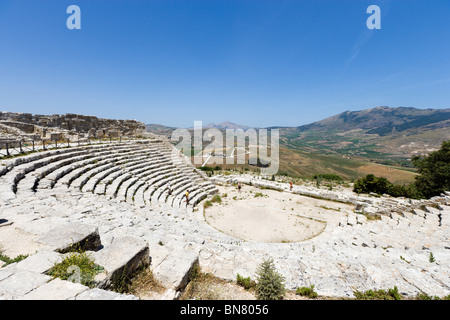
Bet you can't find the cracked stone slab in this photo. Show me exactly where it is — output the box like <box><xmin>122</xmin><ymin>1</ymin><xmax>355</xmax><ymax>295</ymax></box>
<box><xmin>16</xmin><ymin>250</ymin><xmax>62</xmax><ymax>274</ymax></box>
<box><xmin>19</xmin><ymin>278</ymin><xmax>89</xmax><ymax>300</ymax></box>
<box><xmin>0</xmin><ymin>269</ymin><xmax>52</xmax><ymax>299</ymax></box>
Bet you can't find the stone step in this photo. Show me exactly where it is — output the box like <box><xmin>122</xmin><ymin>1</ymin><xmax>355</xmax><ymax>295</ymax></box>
<box><xmin>113</xmin><ymin>161</ymin><xmax>175</xmax><ymax>201</ymax></box>
<box><xmin>173</xmin><ymin>184</ymin><xmax>203</xmax><ymax>208</ymax></box>
<box><xmin>61</xmin><ymin>149</ymin><xmax>147</xmax><ymax>188</ymax></box>
<box><xmin>116</xmin><ymin>177</ymin><xmax>141</xmax><ymax>202</ymax></box>
<box><xmin>92</xmin><ymin>236</ymin><xmax>150</xmax><ymax>290</ymax></box>
<box><xmin>81</xmin><ymin>163</ymin><xmax>119</xmax><ymax>192</ymax></box>
<box><xmin>190</xmin><ymin>191</ymin><xmax>208</xmax><ymax>207</ymax></box>
<box><xmin>2</xmin><ymin>148</ymin><xmax>96</xmax><ymax>195</ymax></box>
<box><xmin>37</xmin><ymin>144</ymin><xmax>141</xmax><ymax>187</ymax></box>
<box><xmin>37</xmin><ymin>223</ymin><xmax>101</xmax><ymax>253</ymax></box>
<box><xmin>152</xmin><ymin>248</ymin><xmax>199</xmax><ymax>291</ymax></box>
<box><xmin>16</xmin><ymin>152</ymin><xmax>101</xmax><ymax>193</ymax></box>
<box><xmin>162</xmin><ymin>178</ymin><xmax>193</xmax><ymax>205</ymax></box>
<box><xmin>19</xmin><ymin>277</ymin><xmax>138</xmax><ymax>300</ymax></box>
<box><xmin>74</xmin><ymin>163</ymin><xmax>117</xmax><ymax>190</ymax></box>
<box><xmin>80</xmin><ymin>154</ymin><xmax>152</xmax><ymax>192</ymax></box>
<box><xmin>105</xmin><ymin>172</ymin><xmax>133</xmax><ymax>198</ymax></box>
<box><xmin>90</xmin><ymin>167</ymin><xmax>123</xmax><ymax>194</ymax></box>
<box><xmin>131</xmin><ymin>182</ymin><xmax>148</xmax><ymax>208</ymax></box>
<box><xmin>151</xmin><ymin>174</ymin><xmax>185</xmax><ymax>204</ymax></box>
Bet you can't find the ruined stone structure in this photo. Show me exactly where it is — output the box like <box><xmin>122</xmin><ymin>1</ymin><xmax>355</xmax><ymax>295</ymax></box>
<box><xmin>0</xmin><ymin>112</ymin><xmax>146</xmax><ymax>142</ymax></box>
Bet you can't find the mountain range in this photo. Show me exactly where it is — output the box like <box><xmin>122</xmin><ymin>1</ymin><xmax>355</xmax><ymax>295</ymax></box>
<box><xmin>203</xmin><ymin>121</ymin><xmax>252</xmax><ymax>131</ymax></box>
<box><xmin>293</xmin><ymin>106</ymin><xmax>450</xmax><ymax>136</ymax></box>
<box><xmin>277</xmin><ymin>106</ymin><xmax>450</xmax><ymax>163</ymax></box>
<box><xmin>146</xmin><ymin>106</ymin><xmax>450</xmax><ymax>182</ymax></box>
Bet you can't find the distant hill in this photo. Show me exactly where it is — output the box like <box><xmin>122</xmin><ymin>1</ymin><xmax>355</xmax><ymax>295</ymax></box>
<box><xmin>203</xmin><ymin>121</ymin><xmax>253</xmax><ymax>131</ymax></box>
<box><xmin>279</xmin><ymin>106</ymin><xmax>450</xmax><ymax>167</ymax></box>
<box><xmin>145</xmin><ymin>106</ymin><xmax>449</xmax><ymax>183</ymax></box>
<box><xmin>296</xmin><ymin>106</ymin><xmax>450</xmax><ymax>136</ymax></box>
<box><xmin>145</xmin><ymin>124</ymin><xmax>176</xmax><ymax>136</ymax></box>
<box><xmin>146</xmin><ymin>121</ymin><xmax>253</xmax><ymax>136</ymax></box>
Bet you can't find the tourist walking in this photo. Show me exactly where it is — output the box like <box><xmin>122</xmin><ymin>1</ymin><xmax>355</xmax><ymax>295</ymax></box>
<box><xmin>238</xmin><ymin>182</ymin><xmax>241</xmax><ymax>192</ymax></box>
<box><xmin>185</xmin><ymin>190</ymin><xmax>190</xmax><ymax>205</ymax></box>
<box><xmin>290</xmin><ymin>181</ymin><xmax>293</xmax><ymax>191</ymax></box>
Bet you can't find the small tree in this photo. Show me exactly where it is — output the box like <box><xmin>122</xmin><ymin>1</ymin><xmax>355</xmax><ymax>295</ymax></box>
<box><xmin>255</xmin><ymin>258</ymin><xmax>286</xmax><ymax>300</ymax></box>
<box><xmin>353</xmin><ymin>174</ymin><xmax>392</xmax><ymax>195</ymax></box>
<box><xmin>412</xmin><ymin>140</ymin><xmax>450</xmax><ymax>199</ymax></box>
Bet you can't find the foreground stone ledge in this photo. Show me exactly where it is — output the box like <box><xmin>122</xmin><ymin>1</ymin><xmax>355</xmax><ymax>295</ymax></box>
<box><xmin>92</xmin><ymin>236</ymin><xmax>150</xmax><ymax>289</ymax></box>
<box><xmin>152</xmin><ymin>248</ymin><xmax>199</xmax><ymax>291</ymax></box>
<box><xmin>0</xmin><ymin>267</ymin><xmax>52</xmax><ymax>299</ymax></box>
<box><xmin>16</xmin><ymin>249</ymin><xmax>61</xmax><ymax>274</ymax></box>
<box><xmin>18</xmin><ymin>278</ymin><xmax>88</xmax><ymax>300</ymax></box>
<box><xmin>37</xmin><ymin>223</ymin><xmax>101</xmax><ymax>253</ymax></box>
<box><xmin>75</xmin><ymin>287</ymin><xmax>138</xmax><ymax>300</ymax></box>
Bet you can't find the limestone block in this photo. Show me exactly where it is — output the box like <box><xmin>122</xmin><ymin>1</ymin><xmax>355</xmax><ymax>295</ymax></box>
<box><xmin>347</xmin><ymin>214</ymin><xmax>357</xmax><ymax>226</ymax></box>
<box><xmin>0</xmin><ymin>269</ymin><xmax>52</xmax><ymax>298</ymax></box>
<box><xmin>16</xmin><ymin>250</ymin><xmax>62</xmax><ymax>274</ymax></box>
<box><xmin>92</xmin><ymin>236</ymin><xmax>150</xmax><ymax>289</ymax></box>
<box><xmin>152</xmin><ymin>248</ymin><xmax>199</xmax><ymax>291</ymax></box>
<box><xmin>76</xmin><ymin>288</ymin><xmax>138</xmax><ymax>300</ymax></box>
<box><xmin>19</xmin><ymin>278</ymin><xmax>88</xmax><ymax>300</ymax></box>
<box><xmin>356</xmin><ymin>214</ymin><xmax>367</xmax><ymax>224</ymax></box>
<box><xmin>37</xmin><ymin>223</ymin><xmax>101</xmax><ymax>253</ymax></box>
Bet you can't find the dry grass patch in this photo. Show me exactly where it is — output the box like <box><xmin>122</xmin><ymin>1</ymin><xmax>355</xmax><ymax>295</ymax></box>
<box><xmin>180</xmin><ymin>264</ymin><xmax>256</xmax><ymax>300</ymax></box>
<box><xmin>128</xmin><ymin>267</ymin><xmax>166</xmax><ymax>299</ymax></box>
<box><xmin>357</xmin><ymin>164</ymin><xmax>417</xmax><ymax>184</ymax></box>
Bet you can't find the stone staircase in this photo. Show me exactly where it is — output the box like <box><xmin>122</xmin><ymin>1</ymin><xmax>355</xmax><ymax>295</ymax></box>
<box><xmin>0</xmin><ymin>139</ymin><xmax>217</xmax><ymax>209</ymax></box>
<box><xmin>0</xmin><ymin>139</ymin><xmax>220</xmax><ymax>299</ymax></box>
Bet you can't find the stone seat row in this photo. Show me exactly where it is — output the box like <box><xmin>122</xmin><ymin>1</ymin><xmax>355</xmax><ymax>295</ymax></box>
<box><xmin>0</xmin><ymin>140</ymin><xmax>218</xmax><ymax>210</ymax></box>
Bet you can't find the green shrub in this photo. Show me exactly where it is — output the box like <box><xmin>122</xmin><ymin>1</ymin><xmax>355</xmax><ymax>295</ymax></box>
<box><xmin>353</xmin><ymin>174</ymin><xmax>392</xmax><ymax>195</ymax></box>
<box><xmin>0</xmin><ymin>251</ymin><xmax>28</xmax><ymax>266</ymax></box>
<box><xmin>47</xmin><ymin>251</ymin><xmax>103</xmax><ymax>287</ymax></box>
<box><xmin>255</xmin><ymin>258</ymin><xmax>286</xmax><ymax>300</ymax></box>
<box><xmin>353</xmin><ymin>286</ymin><xmax>402</xmax><ymax>300</ymax></box>
<box><xmin>429</xmin><ymin>252</ymin><xmax>436</xmax><ymax>263</ymax></box>
<box><xmin>415</xmin><ymin>293</ymin><xmax>445</xmax><ymax>300</ymax></box>
<box><xmin>254</xmin><ymin>192</ymin><xmax>267</xmax><ymax>198</ymax></box>
<box><xmin>200</xmin><ymin>166</ymin><xmax>221</xmax><ymax>172</ymax></box>
<box><xmin>236</xmin><ymin>273</ymin><xmax>256</xmax><ymax>290</ymax></box>
<box><xmin>203</xmin><ymin>200</ymin><xmax>213</xmax><ymax>209</ymax></box>
<box><xmin>296</xmin><ymin>285</ymin><xmax>318</xmax><ymax>299</ymax></box>
<box><xmin>353</xmin><ymin>174</ymin><xmax>421</xmax><ymax>199</ymax></box>
<box><xmin>211</xmin><ymin>195</ymin><xmax>222</xmax><ymax>204</ymax></box>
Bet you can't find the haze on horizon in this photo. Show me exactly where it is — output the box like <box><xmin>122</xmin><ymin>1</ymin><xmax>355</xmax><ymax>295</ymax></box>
<box><xmin>0</xmin><ymin>0</ymin><xmax>449</xmax><ymax>128</ymax></box>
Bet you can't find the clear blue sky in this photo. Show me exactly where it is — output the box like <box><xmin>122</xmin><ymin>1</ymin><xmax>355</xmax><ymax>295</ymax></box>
<box><xmin>0</xmin><ymin>0</ymin><xmax>449</xmax><ymax>128</ymax></box>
